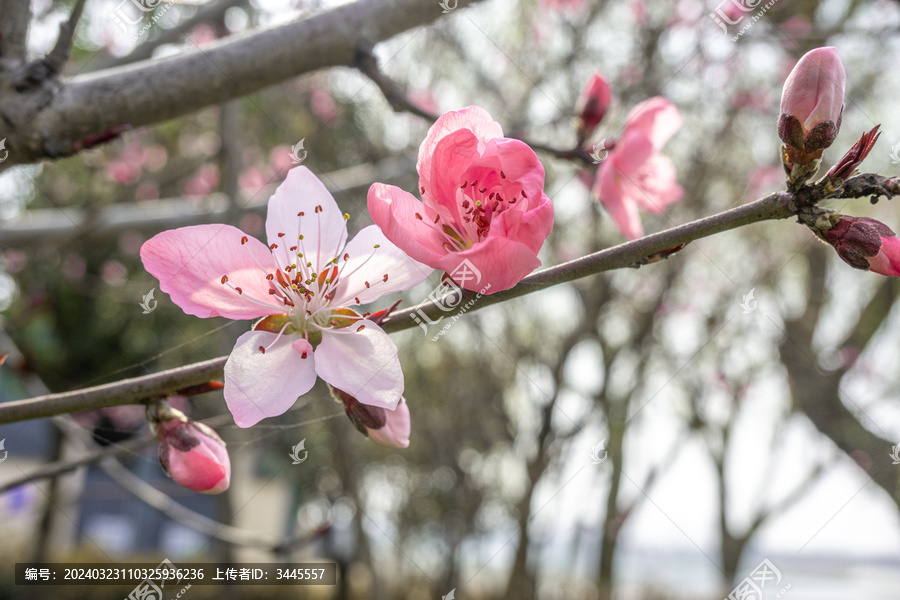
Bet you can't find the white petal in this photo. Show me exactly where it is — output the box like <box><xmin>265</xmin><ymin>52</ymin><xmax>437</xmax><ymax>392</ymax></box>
<box><xmin>224</xmin><ymin>330</ymin><xmax>317</xmax><ymax>427</ymax></box>
<box><xmin>265</xmin><ymin>166</ymin><xmax>348</xmax><ymax>273</ymax></box>
<box><xmin>331</xmin><ymin>225</ymin><xmax>433</xmax><ymax>306</ymax></box>
<box><xmin>315</xmin><ymin>321</ymin><xmax>403</xmax><ymax>410</ymax></box>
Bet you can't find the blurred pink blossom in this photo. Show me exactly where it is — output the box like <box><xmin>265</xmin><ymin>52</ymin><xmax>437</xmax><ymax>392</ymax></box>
<box><xmin>183</xmin><ymin>164</ymin><xmax>220</xmax><ymax>197</ymax></box>
<box><xmin>592</xmin><ymin>97</ymin><xmax>683</xmax><ymax>239</ymax></box>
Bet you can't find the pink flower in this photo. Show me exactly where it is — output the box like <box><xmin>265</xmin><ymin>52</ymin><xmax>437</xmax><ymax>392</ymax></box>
<box><xmin>368</xmin><ymin>106</ymin><xmax>554</xmax><ymax>293</ymax></box>
<box><xmin>576</xmin><ymin>73</ymin><xmax>613</xmax><ymax>143</ymax></box>
<box><xmin>156</xmin><ymin>414</ymin><xmax>231</xmax><ymax>494</ymax></box>
<box><xmin>333</xmin><ymin>388</ymin><xmax>411</xmax><ymax>448</ymax></box>
<box><xmin>141</xmin><ymin>167</ymin><xmax>432</xmax><ymax>427</ymax></box>
<box><xmin>592</xmin><ymin>97</ymin><xmax>683</xmax><ymax>240</ymax></box>
<box><xmin>822</xmin><ymin>216</ymin><xmax>900</xmax><ymax>277</ymax></box>
<box><xmin>778</xmin><ymin>47</ymin><xmax>846</xmax><ymax>165</ymax></box>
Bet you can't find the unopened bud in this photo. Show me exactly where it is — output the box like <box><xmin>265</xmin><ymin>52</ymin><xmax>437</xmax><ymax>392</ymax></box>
<box><xmin>778</xmin><ymin>47</ymin><xmax>846</xmax><ymax>167</ymax></box>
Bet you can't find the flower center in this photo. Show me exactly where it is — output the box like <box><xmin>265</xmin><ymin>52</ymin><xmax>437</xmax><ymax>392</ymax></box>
<box><xmin>220</xmin><ymin>204</ymin><xmax>392</xmax><ymax>354</ymax></box>
<box><xmin>419</xmin><ymin>170</ymin><xmax>525</xmax><ymax>252</ymax></box>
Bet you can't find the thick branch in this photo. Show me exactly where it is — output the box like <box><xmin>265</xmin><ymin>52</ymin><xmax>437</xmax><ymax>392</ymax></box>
<box><xmin>3</xmin><ymin>0</ymin><xmax>483</xmax><ymax>168</ymax></box>
<box><xmin>0</xmin><ymin>0</ymin><xmax>31</xmax><ymax>65</ymax></box>
<box><xmin>0</xmin><ymin>191</ymin><xmax>795</xmax><ymax>424</ymax></box>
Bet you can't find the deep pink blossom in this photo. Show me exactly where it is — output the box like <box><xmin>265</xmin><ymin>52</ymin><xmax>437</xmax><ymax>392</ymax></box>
<box><xmin>592</xmin><ymin>97</ymin><xmax>683</xmax><ymax>240</ymax></box>
<box><xmin>368</xmin><ymin>106</ymin><xmax>554</xmax><ymax>293</ymax></box>
<box><xmin>142</xmin><ymin>167</ymin><xmax>431</xmax><ymax>427</ymax></box>
<box><xmin>157</xmin><ymin>414</ymin><xmax>231</xmax><ymax>494</ymax></box>
<box><xmin>822</xmin><ymin>216</ymin><xmax>900</xmax><ymax>277</ymax></box>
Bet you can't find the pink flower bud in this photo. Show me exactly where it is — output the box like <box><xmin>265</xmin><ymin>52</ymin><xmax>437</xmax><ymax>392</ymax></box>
<box><xmin>576</xmin><ymin>73</ymin><xmax>613</xmax><ymax>142</ymax></box>
<box><xmin>332</xmin><ymin>387</ymin><xmax>410</xmax><ymax>448</ymax></box>
<box><xmin>778</xmin><ymin>47</ymin><xmax>846</xmax><ymax>164</ymax></box>
<box><xmin>157</xmin><ymin>418</ymin><xmax>231</xmax><ymax>494</ymax></box>
<box><xmin>822</xmin><ymin>216</ymin><xmax>900</xmax><ymax>277</ymax></box>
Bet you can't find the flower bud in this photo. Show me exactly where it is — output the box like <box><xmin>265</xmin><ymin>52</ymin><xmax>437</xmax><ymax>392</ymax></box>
<box><xmin>152</xmin><ymin>405</ymin><xmax>231</xmax><ymax>494</ymax></box>
<box><xmin>332</xmin><ymin>387</ymin><xmax>410</xmax><ymax>448</ymax></box>
<box><xmin>778</xmin><ymin>47</ymin><xmax>846</xmax><ymax>166</ymax></box>
<box><xmin>576</xmin><ymin>73</ymin><xmax>613</xmax><ymax>143</ymax></box>
<box><xmin>822</xmin><ymin>216</ymin><xmax>900</xmax><ymax>276</ymax></box>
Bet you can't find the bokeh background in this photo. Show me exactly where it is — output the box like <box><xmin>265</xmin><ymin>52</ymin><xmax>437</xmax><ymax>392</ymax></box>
<box><xmin>1</xmin><ymin>0</ymin><xmax>900</xmax><ymax>598</ymax></box>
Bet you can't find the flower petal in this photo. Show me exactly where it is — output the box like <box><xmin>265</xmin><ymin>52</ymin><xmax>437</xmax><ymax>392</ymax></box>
<box><xmin>417</xmin><ymin>105</ymin><xmax>503</xmax><ymax>194</ymax></box>
<box><xmin>624</xmin><ymin>97</ymin><xmax>682</xmax><ymax>151</ymax></box>
<box><xmin>367</xmin><ymin>183</ymin><xmax>447</xmax><ymax>264</ymax></box>
<box><xmin>266</xmin><ymin>166</ymin><xmax>348</xmax><ymax>273</ymax></box>
<box><xmin>315</xmin><ymin>321</ymin><xmax>403</xmax><ymax>411</ymax></box>
<box><xmin>332</xmin><ymin>225</ymin><xmax>433</xmax><ymax>306</ymax></box>
<box><xmin>224</xmin><ymin>330</ymin><xmax>317</xmax><ymax>427</ymax></box>
<box><xmin>433</xmin><ymin>237</ymin><xmax>541</xmax><ymax>293</ymax></box>
<box><xmin>595</xmin><ymin>163</ymin><xmax>645</xmax><ymax>240</ymax></box>
<box><xmin>141</xmin><ymin>224</ymin><xmax>281</xmax><ymax>320</ymax></box>
<box><xmin>368</xmin><ymin>399</ymin><xmax>411</xmax><ymax>448</ymax></box>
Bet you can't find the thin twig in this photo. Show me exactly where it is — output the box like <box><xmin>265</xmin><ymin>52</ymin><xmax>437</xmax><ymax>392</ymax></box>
<box><xmin>2</xmin><ymin>173</ymin><xmax>897</xmax><ymax>424</ymax></box>
<box><xmin>45</xmin><ymin>0</ymin><xmax>88</xmax><ymax>74</ymax></box>
<box><xmin>355</xmin><ymin>47</ymin><xmax>596</xmax><ymax>166</ymax></box>
<box><xmin>0</xmin><ymin>190</ymin><xmax>796</xmax><ymax>425</ymax></box>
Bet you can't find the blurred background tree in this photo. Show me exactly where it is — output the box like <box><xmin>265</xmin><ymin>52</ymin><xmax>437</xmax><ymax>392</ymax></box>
<box><xmin>1</xmin><ymin>0</ymin><xmax>899</xmax><ymax>599</ymax></box>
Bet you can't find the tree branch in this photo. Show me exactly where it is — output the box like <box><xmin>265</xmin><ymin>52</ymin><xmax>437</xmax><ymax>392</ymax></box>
<box><xmin>2</xmin><ymin>0</ymin><xmax>484</xmax><ymax>169</ymax></box>
<box><xmin>0</xmin><ymin>0</ymin><xmax>31</xmax><ymax>66</ymax></box>
<box><xmin>44</xmin><ymin>0</ymin><xmax>88</xmax><ymax>75</ymax></box>
<box><xmin>0</xmin><ymin>190</ymin><xmax>798</xmax><ymax>424</ymax></box>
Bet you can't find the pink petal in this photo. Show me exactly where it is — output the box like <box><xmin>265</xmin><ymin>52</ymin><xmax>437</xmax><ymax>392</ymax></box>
<box><xmin>368</xmin><ymin>399</ymin><xmax>411</xmax><ymax>448</ymax></box>
<box><xmin>224</xmin><ymin>330</ymin><xmax>317</xmax><ymax>427</ymax></box>
<box><xmin>629</xmin><ymin>154</ymin><xmax>684</xmax><ymax>213</ymax></box>
<box><xmin>141</xmin><ymin>224</ymin><xmax>282</xmax><ymax>320</ymax></box>
<box><xmin>265</xmin><ymin>166</ymin><xmax>348</xmax><ymax>272</ymax></box>
<box><xmin>492</xmin><ymin>191</ymin><xmax>555</xmax><ymax>255</ymax></box>
<box><xmin>331</xmin><ymin>225</ymin><xmax>433</xmax><ymax>306</ymax></box>
<box><xmin>868</xmin><ymin>235</ymin><xmax>900</xmax><ymax>276</ymax></box>
<box><xmin>367</xmin><ymin>183</ymin><xmax>447</xmax><ymax>264</ymax></box>
<box><xmin>433</xmin><ymin>238</ymin><xmax>542</xmax><ymax>293</ymax></box>
<box><xmin>610</xmin><ymin>130</ymin><xmax>654</xmax><ymax>174</ymax></box>
<box><xmin>427</xmin><ymin>129</ymin><xmax>483</xmax><ymax>223</ymax></box>
<box><xmin>595</xmin><ymin>162</ymin><xmax>645</xmax><ymax>240</ymax></box>
<box><xmin>417</xmin><ymin>106</ymin><xmax>503</xmax><ymax>195</ymax></box>
<box><xmin>315</xmin><ymin>321</ymin><xmax>403</xmax><ymax>411</ymax></box>
<box><xmin>624</xmin><ymin>97</ymin><xmax>682</xmax><ymax>151</ymax></box>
